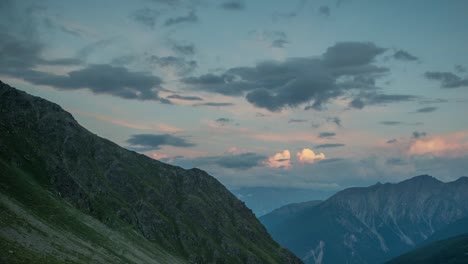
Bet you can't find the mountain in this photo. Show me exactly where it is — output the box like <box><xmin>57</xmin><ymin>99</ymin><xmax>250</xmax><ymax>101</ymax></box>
<box><xmin>422</xmin><ymin>215</ymin><xmax>468</xmax><ymax>245</ymax></box>
<box><xmin>0</xmin><ymin>81</ymin><xmax>302</xmax><ymax>264</ymax></box>
<box><xmin>232</xmin><ymin>187</ymin><xmax>333</xmax><ymax>216</ymax></box>
<box><xmin>262</xmin><ymin>175</ymin><xmax>468</xmax><ymax>264</ymax></box>
<box><xmin>386</xmin><ymin>233</ymin><xmax>468</xmax><ymax>264</ymax></box>
<box><xmin>260</xmin><ymin>200</ymin><xmax>322</xmax><ymax>231</ymax></box>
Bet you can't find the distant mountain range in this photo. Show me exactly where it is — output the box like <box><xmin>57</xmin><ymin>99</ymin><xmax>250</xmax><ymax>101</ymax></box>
<box><xmin>0</xmin><ymin>81</ymin><xmax>302</xmax><ymax>264</ymax></box>
<box><xmin>260</xmin><ymin>175</ymin><xmax>468</xmax><ymax>263</ymax></box>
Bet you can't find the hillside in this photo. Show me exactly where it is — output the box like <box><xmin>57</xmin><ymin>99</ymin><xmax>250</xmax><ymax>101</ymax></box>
<box><xmin>386</xmin><ymin>233</ymin><xmax>468</xmax><ymax>264</ymax></box>
<box><xmin>0</xmin><ymin>80</ymin><xmax>302</xmax><ymax>264</ymax></box>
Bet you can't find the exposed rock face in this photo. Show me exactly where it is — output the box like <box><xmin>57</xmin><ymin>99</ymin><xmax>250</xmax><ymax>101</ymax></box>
<box><xmin>0</xmin><ymin>80</ymin><xmax>302</xmax><ymax>264</ymax></box>
<box><xmin>261</xmin><ymin>175</ymin><xmax>468</xmax><ymax>263</ymax></box>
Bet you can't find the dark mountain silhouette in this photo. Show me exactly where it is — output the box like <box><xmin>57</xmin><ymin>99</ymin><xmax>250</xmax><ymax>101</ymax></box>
<box><xmin>0</xmin><ymin>80</ymin><xmax>302</xmax><ymax>264</ymax></box>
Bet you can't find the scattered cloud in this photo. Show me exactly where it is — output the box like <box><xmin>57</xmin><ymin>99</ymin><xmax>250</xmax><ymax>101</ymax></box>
<box><xmin>184</xmin><ymin>41</ymin><xmax>391</xmax><ymax>112</ymax></box>
<box><xmin>412</xmin><ymin>131</ymin><xmax>427</xmax><ymax>139</ymax></box>
<box><xmin>327</xmin><ymin>117</ymin><xmax>342</xmax><ymax>127</ymax></box>
<box><xmin>194</xmin><ymin>102</ymin><xmax>234</xmax><ymax>107</ymax></box>
<box><xmin>164</xmin><ymin>10</ymin><xmax>198</xmax><ymax>26</ymax></box>
<box><xmin>393</xmin><ymin>50</ymin><xmax>418</xmax><ymax>61</ymax></box>
<box><xmin>166</xmin><ymin>94</ymin><xmax>203</xmax><ymax>101</ymax></box>
<box><xmin>220</xmin><ymin>0</ymin><xmax>245</xmax><ymax>10</ymax></box>
<box><xmin>265</xmin><ymin>150</ymin><xmax>291</xmax><ymax>169</ymax></box>
<box><xmin>127</xmin><ymin>134</ymin><xmax>195</xmax><ymax>151</ymax></box>
<box><xmin>131</xmin><ymin>8</ymin><xmax>159</xmax><ymax>29</ymax></box>
<box><xmin>408</xmin><ymin>132</ymin><xmax>468</xmax><ymax>157</ymax></box>
<box><xmin>170</xmin><ymin>41</ymin><xmax>196</xmax><ymax>56</ymax></box>
<box><xmin>415</xmin><ymin>106</ymin><xmax>437</xmax><ymax>113</ymax></box>
<box><xmin>349</xmin><ymin>93</ymin><xmax>418</xmax><ymax>109</ymax></box>
<box><xmin>386</xmin><ymin>157</ymin><xmax>407</xmax><ymax>166</ymax></box>
<box><xmin>425</xmin><ymin>71</ymin><xmax>468</xmax><ymax>88</ymax></box>
<box><xmin>296</xmin><ymin>148</ymin><xmax>326</xmax><ymax>163</ymax></box>
<box><xmin>387</xmin><ymin>139</ymin><xmax>397</xmax><ymax>144</ymax></box>
<box><xmin>318</xmin><ymin>5</ymin><xmax>330</xmax><ymax>16</ymax></box>
<box><xmin>315</xmin><ymin>143</ymin><xmax>345</xmax><ymax>148</ymax></box>
<box><xmin>215</xmin><ymin>117</ymin><xmax>232</xmax><ymax>125</ymax></box>
<box><xmin>455</xmin><ymin>65</ymin><xmax>466</xmax><ymax>74</ymax></box>
<box><xmin>288</xmin><ymin>119</ymin><xmax>307</xmax><ymax>123</ymax></box>
<box><xmin>147</xmin><ymin>55</ymin><xmax>197</xmax><ymax>75</ymax></box>
<box><xmin>319</xmin><ymin>132</ymin><xmax>336</xmax><ymax>138</ymax></box>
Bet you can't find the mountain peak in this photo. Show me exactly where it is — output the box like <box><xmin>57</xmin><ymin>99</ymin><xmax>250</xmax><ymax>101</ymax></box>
<box><xmin>400</xmin><ymin>174</ymin><xmax>442</xmax><ymax>184</ymax></box>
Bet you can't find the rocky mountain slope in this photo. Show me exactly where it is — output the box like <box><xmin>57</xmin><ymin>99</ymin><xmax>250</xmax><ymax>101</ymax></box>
<box><xmin>0</xmin><ymin>80</ymin><xmax>302</xmax><ymax>264</ymax></box>
<box><xmin>262</xmin><ymin>175</ymin><xmax>468</xmax><ymax>263</ymax></box>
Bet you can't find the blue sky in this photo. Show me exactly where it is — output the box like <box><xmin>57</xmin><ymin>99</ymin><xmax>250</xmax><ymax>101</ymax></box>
<box><xmin>1</xmin><ymin>0</ymin><xmax>468</xmax><ymax>192</ymax></box>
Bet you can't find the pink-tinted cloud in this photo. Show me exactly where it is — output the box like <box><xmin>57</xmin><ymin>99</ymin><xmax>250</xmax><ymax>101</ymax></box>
<box><xmin>265</xmin><ymin>150</ymin><xmax>291</xmax><ymax>169</ymax></box>
<box><xmin>296</xmin><ymin>148</ymin><xmax>326</xmax><ymax>163</ymax></box>
<box><xmin>408</xmin><ymin>132</ymin><xmax>468</xmax><ymax>157</ymax></box>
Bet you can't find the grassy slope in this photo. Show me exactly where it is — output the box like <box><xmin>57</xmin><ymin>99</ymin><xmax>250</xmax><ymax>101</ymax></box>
<box><xmin>0</xmin><ymin>160</ymin><xmax>186</xmax><ymax>264</ymax></box>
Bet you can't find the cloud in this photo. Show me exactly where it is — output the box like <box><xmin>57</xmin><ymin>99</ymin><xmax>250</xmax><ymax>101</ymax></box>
<box><xmin>15</xmin><ymin>64</ymin><xmax>169</xmax><ymax>103</ymax></box>
<box><xmin>220</xmin><ymin>0</ymin><xmax>245</xmax><ymax>10</ymax></box>
<box><xmin>319</xmin><ymin>132</ymin><xmax>336</xmax><ymax>138</ymax></box>
<box><xmin>166</xmin><ymin>94</ymin><xmax>203</xmax><ymax>101</ymax></box>
<box><xmin>380</xmin><ymin>121</ymin><xmax>402</xmax><ymax>126</ymax></box>
<box><xmin>183</xmin><ymin>41</ymin><xmax>398</xmax><ymax>112</ymax></box>
<box><xmin>215</xmin><ymin>117</ymin><xmax>232</xmax><ymax>125</ymax></box>
<box><xmin>131</xmin><ymin>8</ymin><xmax>159</xmax><ymax>29</ymax></box>
<box><xmin>425</xmin><ymin>71</ymin><xmax>468</xmax><ymax>88</ymax></box>
<box><xmin>327</xmin><ymin>117</ymin><xmax>342</xmax><ymax>127</ymax></box>
<box><xmin>412</xmin><ymin>131</ymin><xmax>427</xmax><ymax>139</ymax></box>
<box><xmin>253</xmin><ymin>30</ymin><xmax>289</xmax><ymax>48</ymax></box>
<box><xmin>315</xmin><ymin>143</ymin><xmax>345</xmax><ymax>148</ymax></box>
<box><xmin>408</xmin><ymin>133</ymin><xmax>468</xmax><ymax>157</ymax></box>
<box><xmin>415</xmin><ymin>106</ymin><xmax>437</xmax><ymax>113</ymax></box>
<box><xmin>455</xmin><ymin>65</ymin><xmax>466</xmax><ymax>74</ymax></box>
<box><xmin>318</xmin><ymin>5</ymin><xmax>330</xmax><ymax>16</ymax></box>
<box><xmin>147</xmin><ymin>55</ymin><xmax>197</xmax><ymax>75</ymax></box>
<box><xmin>387</xmin><ymin>139</ymin><xmax>397</xmax><ymax>144</ymax></box>
<box><xmin>164</xmin><ymin>10</ymin><xmax>198</xmax><ymax>26</ymax></box>
<box><xmin>126</xmin><ymin>134</ymin><xmax>195</xmax><ymax>151</ymax></box>
<box><xmin>386</xmin><ymin>157</ymin><xmax>407</xmax><ymax>166</ymax></box>
<box><xmin>194</xmin><ymin>102</ymin><xmax>234</xmax><ymax>107</ymax></box>
<box><xmin>265</xmin><ymin>150</ymin><xmax>291</xmax><ymax>169</ymax></box>
<box><xmin>170</xmin><ymin>41</ymin><xmax>196</xmax><ymax>56</ymax></box>
<box><xmin>349</xmin><ymin>92</ymin><xmax>418</xmax><ymax>109</ymax></box>
<box><xmin>393</xmin><ymin>50</ymin><xmax>418</xmax><ymax>61</ymax></box>
<box><xmin>296</xmin><ymin>148</ymin><xmax>326</xmax><ymax>163</ymax></box>
<box><xmin>288</xmin><ymin>119</ymin><xmax>307</xmax><ymax>123</ymax></box>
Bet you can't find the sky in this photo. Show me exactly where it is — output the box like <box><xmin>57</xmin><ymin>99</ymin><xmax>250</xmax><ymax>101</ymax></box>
<box><xmin>1</xmin><ymin>0</ymin><xmax>468</xmax><ymax>195</ymax></box>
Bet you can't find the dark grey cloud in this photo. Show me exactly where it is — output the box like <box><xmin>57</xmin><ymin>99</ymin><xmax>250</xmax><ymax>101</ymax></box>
<box><xmin>127</xmin><ymin>134</ymin><xmax>195</xmax><ymax>151</ymax></box>
<box><xmin>393</xmin><ymin>50</ymin><xmax>418</xmax><ymax>61</ymax></box>
<box><xmin>166</xmin><ymin>94</ymin><xmax>203</xmax><ymax>101</ymax></box>
<box><xmin>215</xmin><ymin>117</ymin><xmax>232</xmax><ymax>125</ymax></box>
<box><xmin>147</xmin><ymin>55</ymin><xmax>197</xmax><ymax>75</ymax></box>
<box><xmin>412</xmin><ymin>131</ymin><xmax>427</xmax><ymax>139</ymax></box>
<box><xmin>14</xmin><ymin>64</ymin><xmax>168</xmax><ymax>103</ymax></box>
<box><xmin>220</xmin><ymin>0</ymin><xmax>245</xmax><ymax>10</ymax></box>
<box><xmin>288</xmin><ymin>119</ymin><xmax>307</xmax><ymax>123</ymax></box>
<box><xmin>164</xmin><ymin>10</ymin><xmax>198</xmax><ymax>26</ymax></box>
<box><xmin>183</xmin><ymin>41</ymin><xmax>396</xmax><ymax>112</ymax></box>
<box><xmin>131</xmin><ymin>8</ymin><xmax>159</xmax><ymax>29</ymax></box>
<box><xmin>194</xmin><ymin>102</ymin><xmax>234</xmax><ymax>107</ymax></box>
<box><xmin>319</xmin><ymin>132</ymin><xmax>336</xmax><ymax>138</ymax></box>
<box><xmin>425</xmin><ymin>71</ymin><xmax>468</xmax><ymax>88</ymax></box>
<box><xmin>415</xmin><ymin>106</ymin><xmax>437</xmax><ymax>113</ymax></box>
<box><xmin>318</xmin><ymin>5</ymin><xmax>330</xmax><ymax>16</ymax></box>
<box><xmin>349</xmin><ymin>92</ymin><xmax>417</xmax><ymax>109</ymax></box>
<box><xmin>170</xmin><ymin>41</ymin><xmax>196</xmax><ymax>56</ymax></box>
<box><xmin>387</xmin><ymin>139</ymin><xmax>397</xmax><ymax>144</ymax></box>
<box><xmin>315</xmin><ymin>143</ymin><xmax>345</xmax><ymax>148</ymax></box>
<box><xmin>318</xmin><ymin>158</ymin><xmax>344</xmax><ymax>164</ymax></box>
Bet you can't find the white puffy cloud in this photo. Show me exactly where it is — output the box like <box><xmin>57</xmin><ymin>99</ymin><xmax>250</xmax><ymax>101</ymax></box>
<box><xmin>296</xmin><ymin>148</ymin><xmax>326</xmax><ymax>163</ymax></box>
<box><xmin>265</xmin><ymin>150</ymin><xmax>291</xmax><ymax>169</ymax></box>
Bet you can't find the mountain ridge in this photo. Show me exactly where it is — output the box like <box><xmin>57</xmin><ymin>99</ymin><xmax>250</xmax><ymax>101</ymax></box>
<box><xmin>261</xmin><ymin>174</ymin><xmax>468</xmax><ymax>263</ymax></box>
